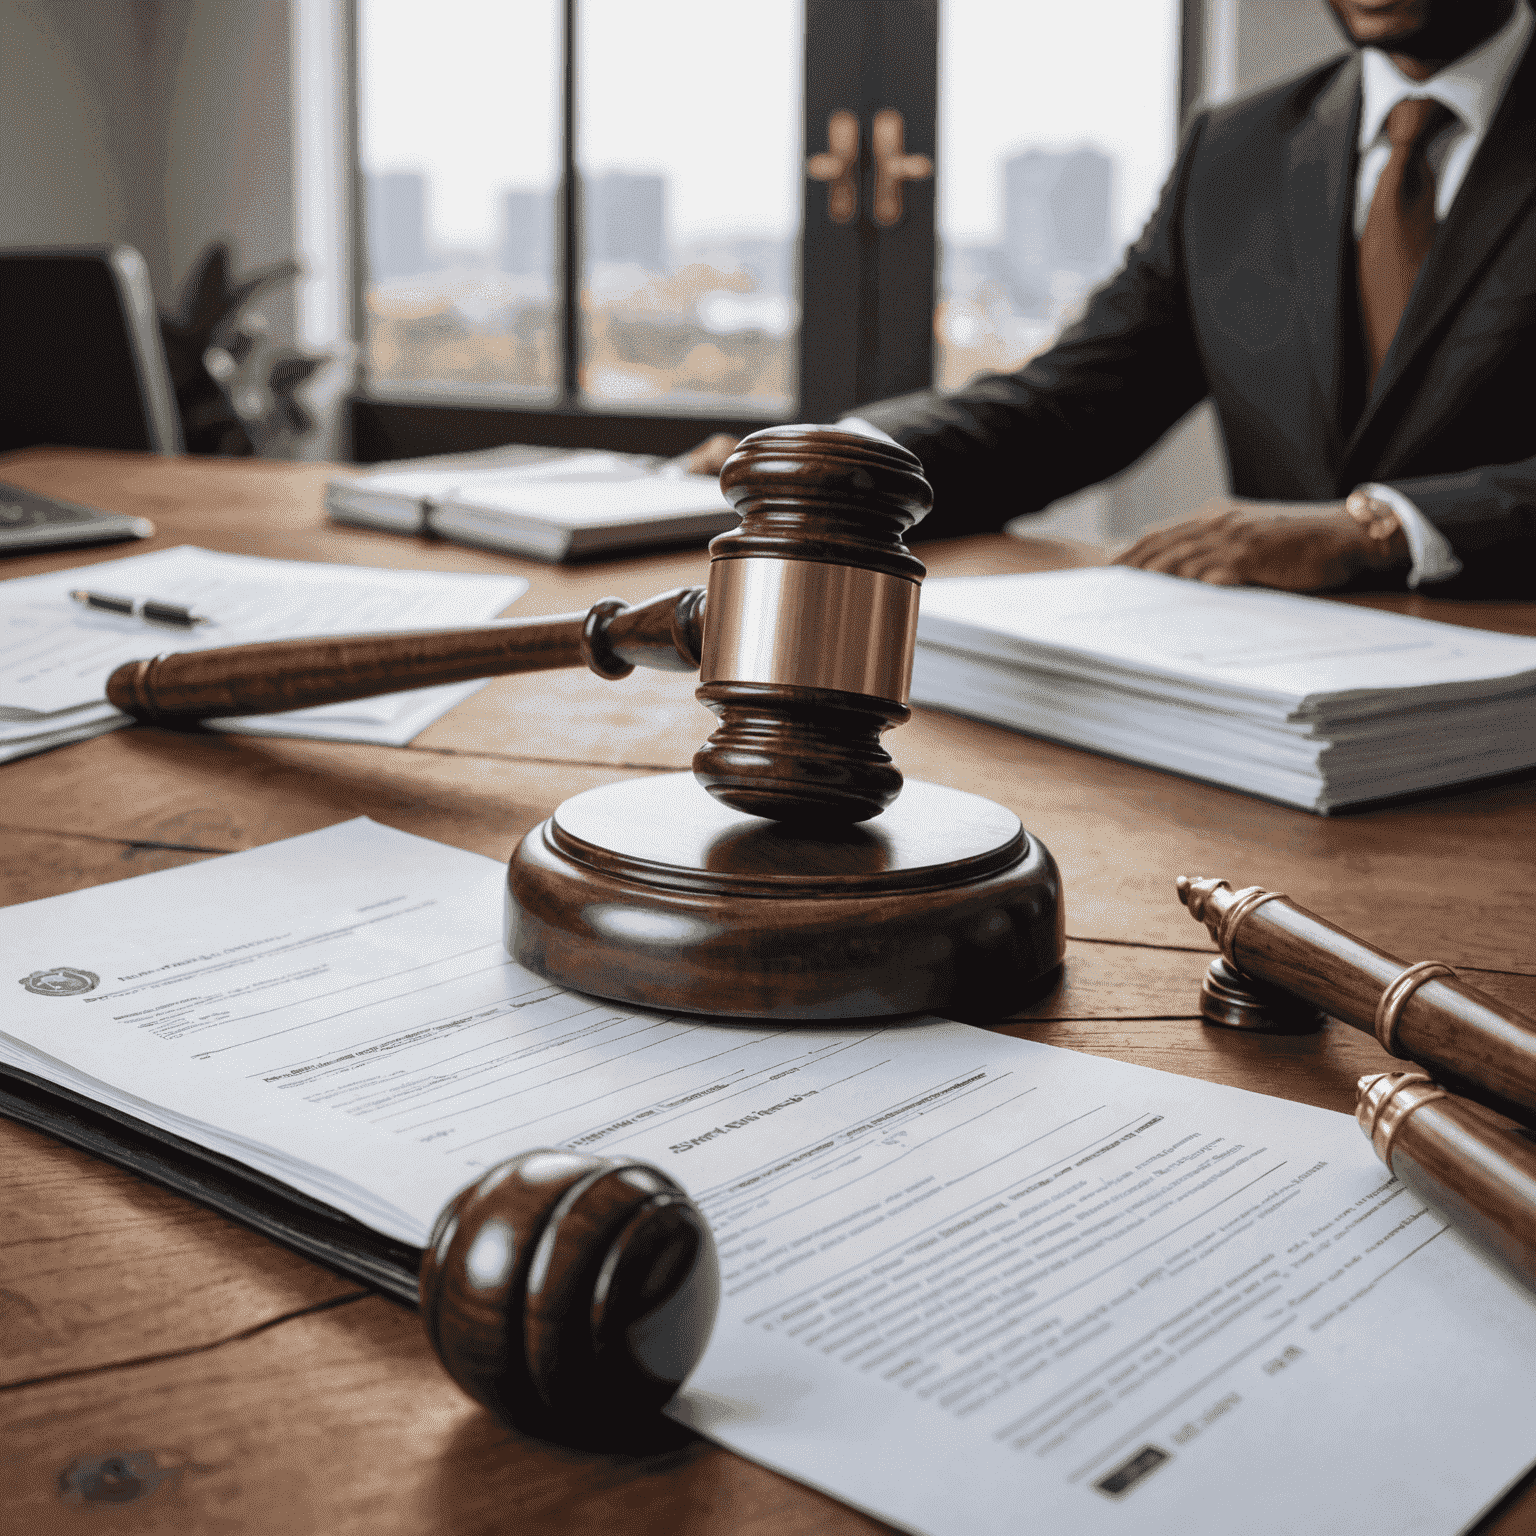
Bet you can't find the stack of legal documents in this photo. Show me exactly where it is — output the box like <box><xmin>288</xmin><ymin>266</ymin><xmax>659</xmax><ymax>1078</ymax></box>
<box><xmin>327</xmin><ymin>444</ymin><xmax>738</xmax><ymax>561</ymax></box>
<box><xmin>911</xmin><ymin>567</ymin><xmax>1536</xmax><ymax>812</ymax></box>
<box><xmin>0</xmin><ymin>545</ymin><xmax>526</xmax><ymax>763</ymax></box>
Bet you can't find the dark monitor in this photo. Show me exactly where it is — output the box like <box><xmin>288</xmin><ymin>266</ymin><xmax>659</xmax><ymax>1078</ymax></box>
<box><xmin>0</xmin><ymin>245</ymin><xmax>183</xmax><ymax>455</ymax></box>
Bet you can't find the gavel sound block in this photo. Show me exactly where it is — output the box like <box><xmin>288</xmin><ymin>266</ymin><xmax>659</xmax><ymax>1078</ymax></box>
<box><xmin>106</xmin><ymin>426</ymin><xmax>1064</xmax><ymax>1021</ymax></box>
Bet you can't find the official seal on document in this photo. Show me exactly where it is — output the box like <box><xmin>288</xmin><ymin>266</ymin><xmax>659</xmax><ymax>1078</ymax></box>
<box><xmin>19</xmin><ymin>966</ymin><xmax>99</xmax><ymax>997</ymax></box>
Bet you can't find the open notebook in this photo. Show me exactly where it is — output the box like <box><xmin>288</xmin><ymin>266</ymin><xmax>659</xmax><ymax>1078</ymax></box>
<box><xmin>4</xmin><ymin>818</ymin><xmax>1536</xmax><ymax>1536</ymax></box>
<box><xmin>328</xmin><ymin>445</ymin><xmax>738</xmax><ymax>562</ymax></box>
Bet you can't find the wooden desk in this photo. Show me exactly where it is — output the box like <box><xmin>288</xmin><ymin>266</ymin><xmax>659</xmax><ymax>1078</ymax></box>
<box><xmin>3</xmin><ymin>447</ymin><xmax>1534</xmax><ymax>1534</ymax></box>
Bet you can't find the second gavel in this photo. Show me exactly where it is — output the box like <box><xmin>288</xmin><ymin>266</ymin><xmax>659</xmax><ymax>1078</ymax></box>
<box><xmin>104</xmin><ymin>426</ymin><xmax>1067</xmax><ymax>1023</ymax></box>
<box><xmin>1179</xmin><ymin>876</ymin><xmax>1536</xmax><ymax>1129</ymax></box>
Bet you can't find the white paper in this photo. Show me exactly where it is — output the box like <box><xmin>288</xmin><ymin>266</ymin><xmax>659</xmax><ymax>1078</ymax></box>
<box><xmin>0</xmin><ymin>546</ymin><xmax>527</xmax><ymax>758</ymax></box>
<box><xmin>328</xmin><ymin>447</ymin><xmax>734</xmax><ymax>558</ymax></box>
<box><xmin>445</xmin><ymin>475</ymin><xmax>733</xmax><ymax>529</ymax></box>
<box><xmin>912</xmin><ymin>569</ymin><xmax>1536</xmax><ymax>811</ymax></box>
<box><xmin>917</xmin><ymin>568</ymin><xmax>1536</xmax><ymax>715</ymax></box>
<box><xmin>334</xmin><ymin>447</ymin><xmax>669</xmax><ymax>506</ymax></box>
<box><xmin>2</xmin><ymin>819</ymin><xmax>1534</xmax><ymax>1535</ymax></box>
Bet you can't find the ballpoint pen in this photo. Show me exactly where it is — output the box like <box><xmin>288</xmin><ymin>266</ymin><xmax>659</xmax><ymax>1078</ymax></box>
<box><xmin>70</xmin><ymin>589</ymin><xmax>211</xmax><ymax>626</ymax></box>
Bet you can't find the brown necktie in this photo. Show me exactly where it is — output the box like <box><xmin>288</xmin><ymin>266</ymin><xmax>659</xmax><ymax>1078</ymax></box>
<box><xmin>1358</xmin><ymin>97</ymin><xmax>1455</xmax><ymax>381</ymax></box>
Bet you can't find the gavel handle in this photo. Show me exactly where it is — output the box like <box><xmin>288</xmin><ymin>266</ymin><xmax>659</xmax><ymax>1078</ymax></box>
<box><xmin>1178</xmin><ymin>876</ymin><xmax>1536</xmax><ymax>1128</ymax></box>
<box><xmin>105</xmin><ymin>585</ymin><xmax>707</xmax><ymax>724</ymax></box>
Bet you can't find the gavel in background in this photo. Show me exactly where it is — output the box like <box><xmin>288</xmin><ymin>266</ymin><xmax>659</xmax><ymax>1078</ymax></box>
<box><xmin>1357</xmin><ymin>1072</ymin><xmax>1536</xmax><ymax>1293</ymax></box>
<box><xmin>106</xmin><ymin>425</ymin><xmax>934</xmax><ymax>825</ymax></box>
<box><xmin>419</xmin><ymin>1148</ymin><xmax>720</xmax><ymax>1447</ymax></box>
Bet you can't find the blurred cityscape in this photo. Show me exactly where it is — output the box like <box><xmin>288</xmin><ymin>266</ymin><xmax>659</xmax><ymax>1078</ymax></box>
<box><xmin>363</xmin><ymin>145</ymin><xmax>1115</xmax><ymax>407</ymax></box>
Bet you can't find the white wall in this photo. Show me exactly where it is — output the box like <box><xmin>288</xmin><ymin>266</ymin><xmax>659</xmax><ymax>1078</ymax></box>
<box><xmin>152</xmin><ymin>0</ymin><xmax>298</xmax><ymax>341</ymax></box>
<box><xmin>1</xmin><ymin>2</ymin><xmax>159</xmax><ymax>264</ymax></box>
<box><xmin>2</xmin><ymin>0</ymin><xmax>350</xmax><ymax>457</ymax></box>
<box><xmin>1229</xmin><ymin>0</ymin><xmax>1346</xmax><ymax>93</ymax></box>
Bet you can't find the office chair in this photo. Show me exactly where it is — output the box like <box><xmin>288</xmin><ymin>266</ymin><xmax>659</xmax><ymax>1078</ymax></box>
<box><xmin>0</xmin><ymin>245</ymin><xmax>183</xmax><ymax>455</ymax></box>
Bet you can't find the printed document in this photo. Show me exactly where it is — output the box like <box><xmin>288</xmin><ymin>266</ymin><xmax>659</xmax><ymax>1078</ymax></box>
<box><xmin>0</xmin><ymin>546</ymin><xmax>527</xmax><ymax>760</ymax></box>
<box><xmin>3</xmin><ymin>820</ymin><xmax>1534</xmax><ymax>1535</ymax></box>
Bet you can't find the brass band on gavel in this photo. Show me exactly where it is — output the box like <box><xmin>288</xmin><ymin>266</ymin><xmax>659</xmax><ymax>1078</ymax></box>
<box><xmin>1358</xmin><ymin>1072</ymin><xmax>1536</xmax><ymax>1294</ymax></box>
<box><xmin>1177</xmin><ymin>877</ymin><xmax>1536</xmax><ymax>1129</ymax></box>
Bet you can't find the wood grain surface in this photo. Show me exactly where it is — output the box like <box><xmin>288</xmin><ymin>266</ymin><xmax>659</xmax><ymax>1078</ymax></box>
<box><xmin>0</xmin><ymin>829</ymin><xmax>214</xmax><ymax>906</ymax></box>
<box><xmin>4</xmin><ymin>447</ymin><xmax>1535</xmax><ymax>1536</ymax></box>
<box><xmin>2</xmin><ymin>1293</ymin><xmax>898</xmax><ymax>1536</ymax></box>
<box><xmin>1</xmin><ymin>1119</ymin><xmax>361</xmax><ymax>1388</ymax></box>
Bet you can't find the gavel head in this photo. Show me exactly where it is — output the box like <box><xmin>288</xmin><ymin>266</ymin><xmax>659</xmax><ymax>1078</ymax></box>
<box><xmin>692</xmin><ymin>424</ymin><xmax>932</xmax><ymax>824</ymax></box>
<box><xmin>419</xmin><ymin>1150</ymin><xmax>719</xmax><ymax>1447</ymax></box>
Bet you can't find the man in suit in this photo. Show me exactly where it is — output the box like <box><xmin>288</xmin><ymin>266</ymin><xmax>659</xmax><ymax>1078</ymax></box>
<box><xmin>693</xmin><ymin>0</ymin><xmax>1535</xmax><ymax>595</ymax></box>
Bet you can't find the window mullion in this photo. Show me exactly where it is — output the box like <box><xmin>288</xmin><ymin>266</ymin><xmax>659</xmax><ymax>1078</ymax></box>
<box><xmin>799</xmin><ymin>0</ymin><xmax>869</xmax><ymax>421</ymax></box>
<box><xmin>560</xmin><ymin>0</ymin><xmax>580</xmax><ymax>405</ymax></box>
<box><xmin>864</xmin><ymin>0</ymin><xmax>937</xmax><ymax>408</ymax></box>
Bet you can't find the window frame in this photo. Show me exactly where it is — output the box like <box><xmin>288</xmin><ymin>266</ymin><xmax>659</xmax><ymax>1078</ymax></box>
<box><xmin>344</xmin><ymin>0</ymin><xmax>1192</xmax><ymax>463</ymax></box>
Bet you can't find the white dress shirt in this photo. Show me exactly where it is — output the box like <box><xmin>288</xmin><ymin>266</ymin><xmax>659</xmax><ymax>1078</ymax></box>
<box><xmin>1355</xmin><ymin>0</ymin><xmax>1533</xmax><ymax>585</ymax></box>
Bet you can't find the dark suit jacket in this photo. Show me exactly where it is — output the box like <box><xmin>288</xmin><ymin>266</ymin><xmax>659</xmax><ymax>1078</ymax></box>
<box><xmin>860</xmin><ymin>49</ymin><xmax>1536</xmax><ymax>594</ymax></box>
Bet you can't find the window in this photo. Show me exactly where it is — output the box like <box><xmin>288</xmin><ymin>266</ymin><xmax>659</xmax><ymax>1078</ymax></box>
<box><xmin>350</xmin><ymin>1</ymin><xmax>1185</xmax><ymax>459</ymax></box>
<box><xmin>934</xmin><ymin>0</ymin><xmax>1180</xmax><ymax>390</ymax></box>
<box><xmin>576</xmin><ymin>0</ymin><xmax>802</xmax><ymax>415</ymax></box>
<box><xmin>357</xmin><ymin>0</ymin><xmax>562</xmax><ymax>400</ymax></box>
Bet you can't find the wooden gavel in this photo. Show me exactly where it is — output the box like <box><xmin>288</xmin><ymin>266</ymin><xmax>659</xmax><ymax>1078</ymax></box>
<box><xmin>1179</xmin><ymin>876</ymin><xmax>1536</xmax><ymax>1128</ymax></box>
<box><xmin>105</xmin><ymin>426</ymin><xmax>934</xmax><ymax>824</ymax></box>
<box><xmin>419</xmin><ymin>1148</ymin><xmax>719</xmax><ymax>1445</ymax></box>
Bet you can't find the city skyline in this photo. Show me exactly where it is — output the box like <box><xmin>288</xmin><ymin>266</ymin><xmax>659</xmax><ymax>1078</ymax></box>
<box><xmin>362</xmin><ymin>142</ymin><xmax>1118</xmax><ymax>406</ymax></box>
<box><xmin>365</xmin><ymin>140</ymin><xmax>1118</xmax><ymax>318</ymax></box>
<box><xmin>359</xmin><ymin>1</ymin><xmax>1174</xmax><ymax>255</ymax></box>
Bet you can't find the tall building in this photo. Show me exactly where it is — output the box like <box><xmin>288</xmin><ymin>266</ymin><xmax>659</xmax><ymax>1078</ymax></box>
<box><xmin>1001</xmin><ymin>148</ymin><xmax>1112</xmax><ymax>316</ymax></box>
<box><xmin>499</xmin><ymin>188</ymin><xmax>555</xmax><ymax>276</ymax></box>
<box><xmin>585</xmin><ymin>172</ymin><xmax>666</xmax><ymax>272</ymax></box>
<box><xmin>366</xmin><ymin>171</ymin><xmax>429</xmax><ymax>281</ymax></box>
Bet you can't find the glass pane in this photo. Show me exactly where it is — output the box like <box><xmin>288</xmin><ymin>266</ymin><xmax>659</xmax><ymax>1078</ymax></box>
<box><xmin>577</xmin><ymin>0</ymin><xmax>801</xmax><ymax>414</ymax></box>
<box><xmin>358</xmin><ymin>0</ymin><xmax>561</xmax><ymax>397</ymax></box>
<box><xmin>935</xmin><ymin>1</ymin><xmax>1180</xmax><ymax>390</ymax></box>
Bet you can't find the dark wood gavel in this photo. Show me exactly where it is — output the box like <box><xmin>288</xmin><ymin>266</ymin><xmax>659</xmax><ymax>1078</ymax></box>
<box><xmin>1179</xmin><ymin>876</ymin><xmax>1536</xmax><ymax>1129</ymax></box>
<box><xmin>420</xmin><ymin>1149</ymin><xmax>719</xmax><ymax>1444</ymax></box>
<box><xmin>105</xmin><ymin>426</ymin><xmax>934</xmax><ymax>824</ymax></box>
<box><xmin>1357</xmin><ymin>1072</ymin><xmax>1536</xmax><ymax>1293</ymax></box>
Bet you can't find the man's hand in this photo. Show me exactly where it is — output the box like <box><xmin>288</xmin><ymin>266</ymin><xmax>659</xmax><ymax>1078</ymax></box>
<box><xmin>674</xmin><ymin>433</ymin><xmax>740</xmax><ymax>477</ymax></box>
<box><xmin>1112</xmin><ymin>497</ymin><xmax>1408</xmax><ymax>592</ymax></box>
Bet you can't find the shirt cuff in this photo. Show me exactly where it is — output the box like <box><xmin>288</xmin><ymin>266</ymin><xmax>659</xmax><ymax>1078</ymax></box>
<box><xmin>1360</xmin><ymin>482</ymin><xmax>1463</xmax><ymax>589</ymax></box>
<box><xmin>837</xmin><ymin>415</ymin><xmax>900</xmax><ymax>445</ymax></box>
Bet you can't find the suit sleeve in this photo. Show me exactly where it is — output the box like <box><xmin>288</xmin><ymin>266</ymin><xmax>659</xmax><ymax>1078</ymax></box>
<box><xmin>857</xmin><ymin>116</ymin><xmax>1214</xmax><ymax>539</ymax></box>
<box><xmin>1381</xmin><ymin>461</ymin><xmax>1536</xmax><ymax>596</ymax></box>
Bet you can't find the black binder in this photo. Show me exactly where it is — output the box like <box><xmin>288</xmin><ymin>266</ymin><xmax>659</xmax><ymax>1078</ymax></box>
<box><xmin>0</xmin><ymin>1065</ymin><xmax>421</xmax><ymax>1304</ymax></box>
